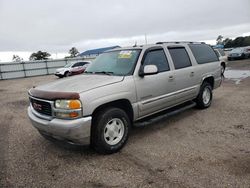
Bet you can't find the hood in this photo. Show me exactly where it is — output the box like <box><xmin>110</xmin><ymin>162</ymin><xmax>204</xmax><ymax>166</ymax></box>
<box><xmin>56</xmin><ymin>67</ymin><xmax>67</xmax><ymax>72</ymax></box>
<box><xmin>36</xmin><ymin>74</ymin><xmax>124</xmax><ymax>93</ymax></box>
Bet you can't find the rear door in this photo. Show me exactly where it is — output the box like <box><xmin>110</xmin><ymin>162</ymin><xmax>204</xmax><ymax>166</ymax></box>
<box><xmin>167</xmin><ymin>46</ymin><xmax>199</xmax><ymax>103</ymax></box>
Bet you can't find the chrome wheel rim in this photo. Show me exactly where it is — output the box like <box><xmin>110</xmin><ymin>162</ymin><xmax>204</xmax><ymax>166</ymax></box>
<box><xmin>104</xmin><ymin>118</ymin><xmax>125</xmax><ymax>145</ymax></box>
<box><xmin>202</xmin><ymin>87</ymin><xmax>211</xmax><ymax>105</ymax></box>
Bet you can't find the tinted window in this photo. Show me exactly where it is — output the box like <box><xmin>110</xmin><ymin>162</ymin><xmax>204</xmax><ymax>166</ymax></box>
<box><xmin>168</xmin><ymin>47</ymin><xmax>192</xmax><ymax>69</ymax></box>
<box><xmin>189</xmin><ymin>44</ymin><xmax>218</xmax><ymax>64</ymax></box>
<box><xmin>143</xmin><ymin>49</ymin><xmax>170</xmax><ymax>72</ymax></box>
<box><xmin>72</xmin><ymin>62</ymin><xmax>80</xmax><ymax>67</ymax></box>
<box><xmin>78</xmin><ymin>62</ymin><xmax>88</xmax><ymax>66</ymax></box>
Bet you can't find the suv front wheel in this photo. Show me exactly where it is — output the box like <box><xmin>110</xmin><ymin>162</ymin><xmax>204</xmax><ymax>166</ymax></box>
<box><xmin>195</xmin><ymin>82</ymin><xmax>213</xmax><ymax>109</ymax></box>
<box><xmin>91</xmin><ymin>108</ymin><xmax>130</xmax><ymax>154</ymax></box>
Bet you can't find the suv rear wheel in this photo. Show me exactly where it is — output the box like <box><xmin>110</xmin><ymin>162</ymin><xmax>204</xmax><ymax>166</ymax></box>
<box><xmin>195</xmin><ymin>82</ymin><xmax>213</xmax><ymax>109</ymax></box>
<box><xmin>91</xmin><ymin>108</ymin><xmax>130</xmax><ymax>154</ymax></box>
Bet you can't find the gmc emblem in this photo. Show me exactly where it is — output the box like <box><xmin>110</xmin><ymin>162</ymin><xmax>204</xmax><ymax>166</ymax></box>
<box><xmin>33</xmin><ymin>102</ymin><xmax>42</xmax><ymax>111</ymax></box>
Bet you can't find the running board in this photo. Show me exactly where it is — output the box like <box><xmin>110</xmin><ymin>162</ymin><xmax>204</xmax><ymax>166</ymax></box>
<box><xmin>134</xmin><ymin>101</ymin><xmax>196</xmax><ymax>127</ymax></box>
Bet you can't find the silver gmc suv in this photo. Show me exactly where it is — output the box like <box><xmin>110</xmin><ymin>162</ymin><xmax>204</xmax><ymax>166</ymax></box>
<box><xmin>28</xmin><ymin>42</ymin><xmax>222</xmax><ymax>154</ymax></box>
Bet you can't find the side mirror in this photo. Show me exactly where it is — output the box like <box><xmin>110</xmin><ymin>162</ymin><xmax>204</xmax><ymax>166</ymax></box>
<box><xmin>139</xmin><ymin>65</ymin><xmax>158</xmax><ymax>77</ymax></box>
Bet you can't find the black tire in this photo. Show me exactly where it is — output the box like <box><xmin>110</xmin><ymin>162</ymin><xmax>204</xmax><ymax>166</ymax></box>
<box><xmin>64</xmin><ymin>71</ymin><xmax>70</xmax><ymax>77</ymax></box>
<box><xmin>195</xmin><ymin>82</ymin><xmax>213</xmax><ymax>109</ymax></box>
<box><xmin>91</xmin><ymin>108</ymin><xmax>130</xmax><ymax>154</ymax></box>
<box><xmin>227</xmin><ymin>57</ymin><xmax>232</xmax><ymax>61</ymax></box>
<box><xmin>221</xmin><ymin>64</ymin><xmax>225</xmax><ymax>75</ymax></box>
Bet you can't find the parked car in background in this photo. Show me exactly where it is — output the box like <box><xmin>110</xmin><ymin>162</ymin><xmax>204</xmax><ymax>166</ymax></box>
<box><xmin>214</xmin><ymin>48</ymin><xmax>228</xmax><ymax>74</ymax></box>
<box><xmin>244</xmin><ymin>46</ymin><xmax>250</xmax><ymax>57</ymax></box>
<box><xmin>55</xmin><ymin>61</ymin><xmax>91</xmax><ymax>78</ymax></box>
<box><xmin>69</xmin><ymin>62</ymin><xmax>91</xmax><ymax>76</ymax></box>
<box><xmin>28</xmin><ymin>42</ymin><xmax>222</xmax><ymax>154</ymax></box>
<box><xmin>228</xmin><ymin>47</ymin><xmax>250</xmax><ymax>61</ymax></box>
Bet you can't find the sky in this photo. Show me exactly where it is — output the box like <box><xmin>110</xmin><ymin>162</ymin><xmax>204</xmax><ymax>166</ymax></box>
<box><xmin>0</xmin><ymin>0</ymin><xmax>250</xmax><ymax>62</ymax></box>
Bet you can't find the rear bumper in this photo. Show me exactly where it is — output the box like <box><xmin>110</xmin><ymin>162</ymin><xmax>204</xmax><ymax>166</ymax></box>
<box><xmin>27</xmin><ymin>106</ymin><xmax>92</xmax><ymax>145</ymax></box>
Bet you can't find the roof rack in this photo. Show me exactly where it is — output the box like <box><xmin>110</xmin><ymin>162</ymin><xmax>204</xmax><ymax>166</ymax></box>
<box><xmin>156</xmin><ymin>41</ymin><xmax>205</xmax><ymax>45</ymax></box>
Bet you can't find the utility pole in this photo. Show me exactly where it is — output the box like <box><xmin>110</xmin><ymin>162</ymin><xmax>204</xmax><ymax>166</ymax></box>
<box><xmin>145</xmin><ymin>34</ymin><xmax>148</xmax><ymax>45</ymax></box>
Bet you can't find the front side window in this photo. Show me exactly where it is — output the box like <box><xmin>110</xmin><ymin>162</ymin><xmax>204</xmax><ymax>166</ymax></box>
<box><xmin>189</xmin><ymin>44</ymin><xmax>218</xmax><ymax>64</ymax></box>
<box><xmin>142</xmin><ymin>49</ymin><xmax>170</xmax><ymax>72</ymax></box>
<box><xmin>168</xmin><ymin>47</ymin><xmax>192</xmax><ymax>69</ymax></box>
<box><xmin>72</xmin><ymin>62</ymin><xmax>80</xmax><ymax>67</ymax></box>
<box><xmin>85</xmin><ymin>50</ymin><xmax>141</xmax><ymax>76</ymax></box>
<box><xmin>78</xmin><ymin>62</ymin><xmax>87</xmax><ymax>66</ymax></box>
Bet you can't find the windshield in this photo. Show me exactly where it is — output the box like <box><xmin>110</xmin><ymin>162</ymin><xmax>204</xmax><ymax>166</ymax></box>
<box><xmin>85</xmin><ymin>50</ymin><xmax>141</xmax><ymax>76</ymax></box>
<box><xmin>64</xmin><ymin>63</ymin><xmax>72</xmax><ymax>68</ymax></box>
<box><xmin>231</xmin><ymin>48</ymin><xmax>243</xmax><ymax>53</ymax></box>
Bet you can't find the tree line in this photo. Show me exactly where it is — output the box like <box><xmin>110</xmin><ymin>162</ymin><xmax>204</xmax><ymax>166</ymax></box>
<box><xmin>216</xmin><ymin>35</ymin><xmax>250</xmax><ymax>48</ymax></box>
<box><xmin>12</xmin><ymin>47</ymin><xmax>79</xmax><ymax>62</ymax></box>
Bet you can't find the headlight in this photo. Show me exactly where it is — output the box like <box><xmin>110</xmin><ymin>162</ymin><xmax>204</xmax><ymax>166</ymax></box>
<box><xmin>54</xmin><ymin>99</ymin><xmax>82</xmax><ymax>119</ymax></box>
<box><xmin>55</xmin><ymin>99</ymin><xmax>81</xmax><ymax>109</ymax></box>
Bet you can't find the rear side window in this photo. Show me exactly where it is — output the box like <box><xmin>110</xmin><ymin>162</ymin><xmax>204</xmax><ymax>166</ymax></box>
<box><xmin>168</xmin><ymin>47</ymin><xmax>192</xmax><ymax>69</ymax></box>
<box><xmin>189</xmin><ymin>44</ymin><xmax>218</xmax><ymax>64</ymax></box>
<box><xmin>143</xmin><ymin>49</ymin><xmax>170</xmax><ymax>72</ymax></box>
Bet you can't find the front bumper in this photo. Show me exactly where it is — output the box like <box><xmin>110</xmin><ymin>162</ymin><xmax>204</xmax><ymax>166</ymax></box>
<box><xmin>28</xmin><ymin>106</ymin><xmax>92</xmax><ymax>145</ymax></box>
<box><xmin>55</xmin><ymin>73</ymin><xmax>63</xmax><ymax>77</ymax></box>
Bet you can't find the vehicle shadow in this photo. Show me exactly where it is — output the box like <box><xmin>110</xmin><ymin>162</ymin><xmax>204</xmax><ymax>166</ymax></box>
<box><xmin>44</xmin><ymin>105</ymin><xmax>199</xmax><ymax>155</ymax></box>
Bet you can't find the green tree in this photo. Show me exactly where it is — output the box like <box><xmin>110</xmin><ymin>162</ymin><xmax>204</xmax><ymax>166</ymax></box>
<box><xmin>216</xmin><ymin>35</ymin><xmax>223</xmax><ymax>45</ymax></box>
<box><xmin>29</xmin><ymin>51</ymin><xmax>51</xmax><ymax>60</ymax></box>
<box><xmin>223</xmin><ymin>35</ymin><xmax>250</xmax><ymax>48</ymax></box>
<box><xmin>12</xmin><ymin>55</ymin><xmax>23</xmax><ymax>62</ymax></box>
<box><xmin>68</xmin><ymin>47</ymin><xmax>79</xmax><ymax>57</ymax></box>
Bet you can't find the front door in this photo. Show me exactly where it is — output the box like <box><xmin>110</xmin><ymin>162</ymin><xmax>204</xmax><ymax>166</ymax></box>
<box><xmin>134</xmin><ymin>48</ymin><xmax>176</xmax><ymax>118</ymax></box>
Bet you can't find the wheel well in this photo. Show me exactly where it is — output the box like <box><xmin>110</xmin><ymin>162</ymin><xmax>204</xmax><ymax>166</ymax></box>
<box><xmin>92</xmin><ymin>99</ymin><xmax>134</xmax><ymax>123</ymax></box>
<box><xmin>203</xmin><ymin>76</ymin><xmax>214</xmax><ymax>89</ymax></box>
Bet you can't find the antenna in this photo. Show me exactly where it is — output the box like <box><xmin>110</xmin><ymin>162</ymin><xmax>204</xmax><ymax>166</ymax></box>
<box><xmin>133</xmin><ymin>41</ymin><xmax>137</xmax><ymax>47</ymax></box>
<box><xmin>145</xmin><ymin>34</ymin><xmax>148</xmax><ymax>45</ymax></box>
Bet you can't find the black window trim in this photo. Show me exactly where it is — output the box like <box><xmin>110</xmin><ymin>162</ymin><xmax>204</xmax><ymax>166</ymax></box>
<box><xmin>168</xmin><ymin>46</ymin><xmax>192</xmax><ymax>70</ymax></box>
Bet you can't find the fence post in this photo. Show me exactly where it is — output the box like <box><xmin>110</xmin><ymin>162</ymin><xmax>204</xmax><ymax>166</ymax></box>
<box><xmin>45</xmin><ymin>60</ymin><xmax>49</xmax><ymax>75</ymax></box>
<box><xmin>22</xmin><ymin>62</ymin><xmax>26</xmax><ymax>77</ymax></box>
<box><xmin>0</xmin><ymin>64</ymin><xmax>2</xmax><ymax>80</ymax></box>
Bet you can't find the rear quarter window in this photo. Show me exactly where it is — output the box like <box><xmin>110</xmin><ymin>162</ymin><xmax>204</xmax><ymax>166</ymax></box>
<box><xmin>189</xmin><ymin>44</ymin><xmax>218</xmax><ymax>64</ymax></box>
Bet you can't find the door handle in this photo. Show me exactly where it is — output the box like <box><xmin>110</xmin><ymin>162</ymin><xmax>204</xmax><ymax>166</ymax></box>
<box><xmin>190</xmin><ymin>72</ymin><xmax>194</xmax><ymax>77</ymax></box>
<box><xmin>169</xmin><ymin>75</ymin><xmax>174</xmax><ymax>81</ymax></box>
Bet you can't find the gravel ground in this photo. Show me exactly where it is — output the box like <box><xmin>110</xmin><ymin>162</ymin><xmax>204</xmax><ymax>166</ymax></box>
<box><xmin>0</xmin><ymin>59</ymin><xmax>250</xmax><ymax>188</ymax></box>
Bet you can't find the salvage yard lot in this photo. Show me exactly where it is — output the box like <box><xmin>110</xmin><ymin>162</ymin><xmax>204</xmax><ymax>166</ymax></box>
<box><xmin>1</xmin><ymin>59</ymin><xmax>250</xmax><ymax>187</ymax></box>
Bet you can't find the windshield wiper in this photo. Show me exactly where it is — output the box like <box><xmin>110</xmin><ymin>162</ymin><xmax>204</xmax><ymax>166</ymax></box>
<box><xmin>94</xmin><ymin>71</ymin><xmax>114</xmax><ymax>75</ymax></box>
